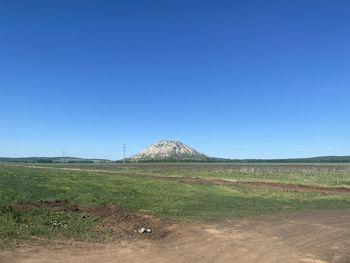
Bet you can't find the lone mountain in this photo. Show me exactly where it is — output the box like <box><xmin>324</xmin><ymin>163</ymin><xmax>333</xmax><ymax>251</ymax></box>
<box><xmin>130</xmin><ymin>140</ymin><xmax>208</xmax><ymax>161</ymax></box>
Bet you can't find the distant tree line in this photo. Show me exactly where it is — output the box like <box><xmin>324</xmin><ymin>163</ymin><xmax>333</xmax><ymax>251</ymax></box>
<box><xmin>116</xmin><ymin>156</ymin><xmax>350</xmax><ymax>163</ymax></box>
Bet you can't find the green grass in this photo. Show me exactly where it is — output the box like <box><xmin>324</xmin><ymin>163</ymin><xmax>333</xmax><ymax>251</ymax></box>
<box><xmin>30</xmin><ymin>163</ymin><xmax>350</xmax><ymax>186</ymax></box>
<box><xmin>1</xmin><ymin>164</ymin><xmax>350</xmax><ymax>247</ymax></box>
<box><xmin>0</xmin><ymin>206</ymin><xmax>107</xmax><ymax>248</ymax></box>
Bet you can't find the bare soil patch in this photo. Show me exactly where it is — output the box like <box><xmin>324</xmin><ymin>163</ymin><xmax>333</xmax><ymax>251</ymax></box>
<box><xmin>13</xmin><ymin>200</ymin><xmax>81</xmax><ymax>213</ymax></box>
<box><xmin>13</xmin><ymin>200</ymin><xmax>174</xmax><ymax>241</ymax></box>
<box><xmin>158</xmin><ymin>176</ymin><xmax>350</xmax><ymax>194</ymax></box>
<box><xmin>236</xmin><ymin>181</ymin><xmax>350</xmax><ymax>194</ymax></box>
<box><xmin>1</xmin><ymin>209</ymin><xmax>349</xmax><ymax>263</ymax></box>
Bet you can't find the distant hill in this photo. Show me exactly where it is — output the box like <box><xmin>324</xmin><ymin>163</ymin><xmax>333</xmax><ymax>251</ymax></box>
<box><xmin>1</xmin><ymin>154</ymin><xmax>350</xmax><ymax>164</ymax></box>
<box><xmin>129</xmin><ymin>140</ymin><xmax>209</xmax><ymax>161</ymax></box>
<box><xmin>0</xmin><ymin>157</ymin><xmax>112</xmax><ymax>164</ymax></box>
<box><xmin>126</xmin><ymin>140</ymin><xmax>350</xmax><ymax>163</ymax></box>
<box><xmin>123</xmin><ymin>156</ymin><xmax>350</xmax><ymax>163</ymax></box>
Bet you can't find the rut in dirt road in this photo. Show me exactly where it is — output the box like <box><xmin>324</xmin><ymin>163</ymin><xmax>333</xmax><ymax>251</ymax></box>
<box><xmin>1</xmin><ymin>209</ymin><xmax>349</xmax><ymax>263</ymax></box>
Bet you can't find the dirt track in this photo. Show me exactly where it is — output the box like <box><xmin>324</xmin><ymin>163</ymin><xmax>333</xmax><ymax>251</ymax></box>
<box><xmin>160</xmin><ymin>176</ymin><xmax>350</xmax><ymax>194</ymax></box>
<box><xmin>12</xmin><ymin>165</ymin><xmax>350</xmax><ymax>194</ymax></box>
<box><xmin>1</xmin><ymin>209</ymin><xmax>349</xmax><ymax>263</ymax></box>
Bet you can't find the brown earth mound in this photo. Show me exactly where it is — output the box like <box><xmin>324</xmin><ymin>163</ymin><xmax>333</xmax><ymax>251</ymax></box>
<box><xmin>87</xmin><ymin>204</ymin><xmax>173</xmax><ymax>240</ymax></box>
<box><xmin>13</xmin><ymin>200</ymin><xmax>174</xmax><ymax>240</ymax></box>
<box><xmin>14</xmin><ymin>199</ymin><xmax>81</xmax><ymax>213</ymax></box>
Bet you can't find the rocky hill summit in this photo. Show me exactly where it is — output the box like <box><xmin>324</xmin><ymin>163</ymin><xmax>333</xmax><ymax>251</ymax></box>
<box><xmin>130</xmin><ymin>140</ymin><xmax>208</xmax><ymax>161</ymax></box>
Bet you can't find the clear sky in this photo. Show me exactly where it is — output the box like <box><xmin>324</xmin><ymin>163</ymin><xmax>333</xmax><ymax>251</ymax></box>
<box><xmin>1</xmin><ymin>0</ymin><xmax>349</xmax><ymax>160</ymax></box>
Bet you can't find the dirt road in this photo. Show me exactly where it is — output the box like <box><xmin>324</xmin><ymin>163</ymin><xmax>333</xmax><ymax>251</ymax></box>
<box><xmin>1</xmin><ymin>209</ymin><xmax>349</xmax><ymax>263</ymax></box>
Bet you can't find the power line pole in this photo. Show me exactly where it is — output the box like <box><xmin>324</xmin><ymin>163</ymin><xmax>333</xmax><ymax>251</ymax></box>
<box><xmin>122</xmin><ymin>143</ymin><xmax>126</xmax><ymax>163</ymax></box>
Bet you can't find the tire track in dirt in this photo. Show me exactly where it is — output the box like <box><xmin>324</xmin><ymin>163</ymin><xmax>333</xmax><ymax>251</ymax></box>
<box><xmin>12</xmin><ymin>165</ymin><xmax>350</xmax><ymax>194</ymax></box>
<box><xmin>1</xmin><ymin>209</ymin><xmax>349</xmax><ymax>263</ymax></box>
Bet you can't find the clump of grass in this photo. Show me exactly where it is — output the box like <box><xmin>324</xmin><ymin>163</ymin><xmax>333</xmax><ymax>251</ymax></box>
<box><xmin>0</xmin><ymin>206</ymin><xmax>108</xmax><ymax>248</ymax></box>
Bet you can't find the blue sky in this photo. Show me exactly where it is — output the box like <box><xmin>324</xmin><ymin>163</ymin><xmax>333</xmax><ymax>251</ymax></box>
<box><xmin>1</xmin><ymin>0</ymin><xmax>349</xmax><ymax>160</ymax></box>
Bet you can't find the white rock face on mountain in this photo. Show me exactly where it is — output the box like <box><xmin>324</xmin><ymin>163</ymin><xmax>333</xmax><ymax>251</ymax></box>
<box><xmin>130</xmin><ymin>140</ymin><xmax>208</xmax><ymax>161</ymax></box>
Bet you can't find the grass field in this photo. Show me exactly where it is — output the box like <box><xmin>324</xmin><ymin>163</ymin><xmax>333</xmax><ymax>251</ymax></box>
<box><xmin>29</xmin><ymin>162</ymin><xmax>350</xmax><ymax>186</ymax></box>
<box><xmin>1</xmin><ymin>163</ymin><xmax>350</xmax><ymax>248</ymax></box>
